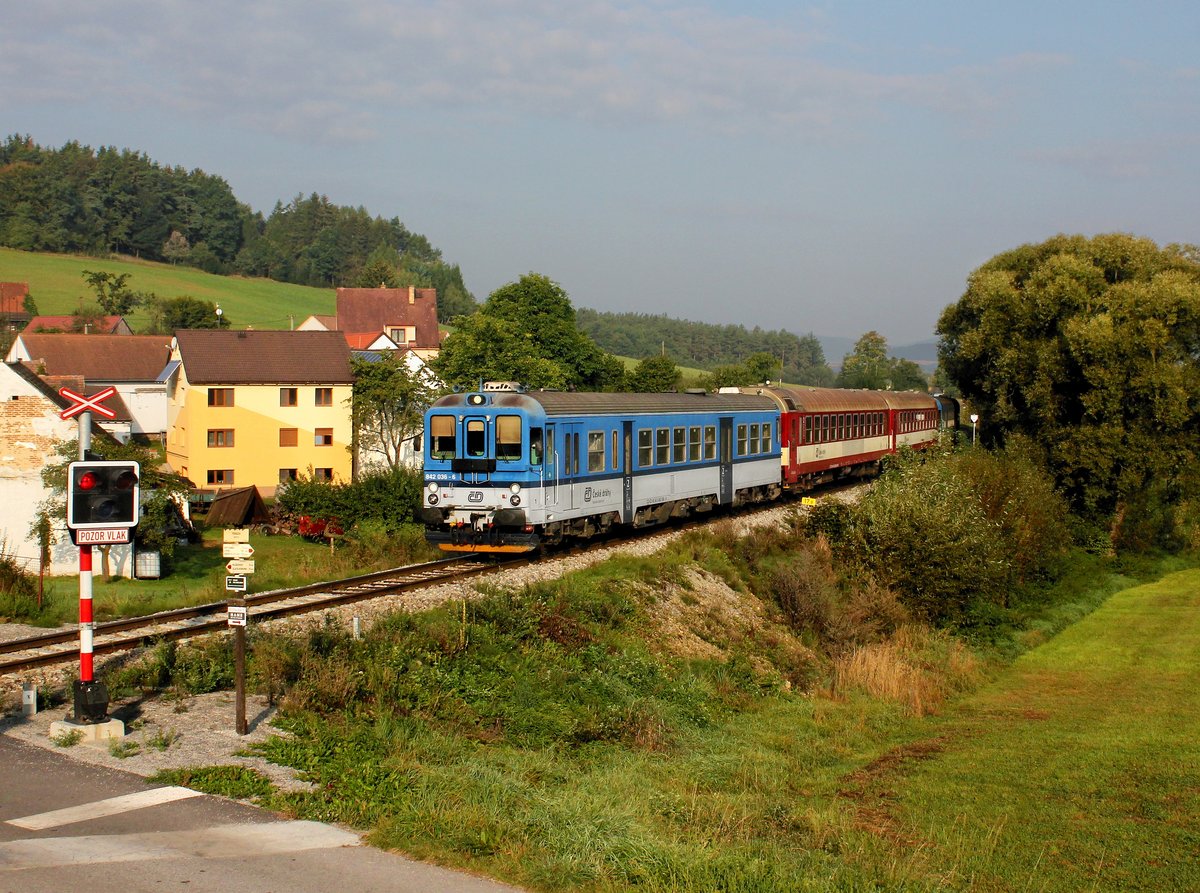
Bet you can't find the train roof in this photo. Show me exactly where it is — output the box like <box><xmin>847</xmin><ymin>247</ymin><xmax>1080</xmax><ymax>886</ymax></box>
<box><xmin>430</xmin><ymin>390</ymin><xmax>778</xmax><ymax>417</ymax></box>
<box><xmin>736</xmin><ymin>386</ymin><xmax>938</xmax><ymax>413</ymax></box>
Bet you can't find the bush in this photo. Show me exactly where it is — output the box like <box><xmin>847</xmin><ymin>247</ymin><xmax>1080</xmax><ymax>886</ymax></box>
<box><xmin>275</xmin><ymin>466</ymin><xmax>424</xmax><ymax>532</ymax></box>
<box><xmin>0</xmin><ymin>542</ymin><xmax>38</xmax><ymax>621</ymax></box>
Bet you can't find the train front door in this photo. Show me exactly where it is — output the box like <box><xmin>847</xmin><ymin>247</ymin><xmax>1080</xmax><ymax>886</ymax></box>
<box><xmin>544</xmin><ymin>423</ymin><xmax>558</xmax><ymax>508</ymax></box>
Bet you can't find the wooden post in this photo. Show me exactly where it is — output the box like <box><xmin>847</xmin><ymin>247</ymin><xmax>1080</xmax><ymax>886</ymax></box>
<box><xmin>227</xmin><ymin>599</ymin><xmax>248</xmax><ymax>735</ymax></box>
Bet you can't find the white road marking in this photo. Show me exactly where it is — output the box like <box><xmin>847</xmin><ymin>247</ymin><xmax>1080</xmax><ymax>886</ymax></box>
<box><xmin>0</xmin><ymin>820</ymin><xmax>360</xmax><ymax>870</ymax></box>
<box><xmin>6</xmin><ymin>786</ymin><xmax>203</xmax><ymax>830</ymax></box>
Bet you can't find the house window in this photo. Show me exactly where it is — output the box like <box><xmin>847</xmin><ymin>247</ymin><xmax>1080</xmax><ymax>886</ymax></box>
<box><xmin>496</xmin><ymin>415</ymin><xmax>522</xmax><ymax>461</ymax></box>
<box><xmin>280</xmin><ymin>388</ymin><xmax>297</xmax><ymax>407</ymax></box>
<box><xmin>207</xmin><ymin>429</ymin><xmax>234</xmax><ymax>448</ymax></box>
<box><xmin>207</xmin><ymin>388</ymin><xmax>233</xmax><ymax>407</ymax></box>
<box><xmin>388</xmin><ymin>327</ymin><xmax>407</xmax><ymax>343</ymax></box>
<box><xmin>207</xmin><ymin>469</ymin><xmax>234</xmax><ymax>485</ymax></box>
<box><xmin>588</xmin><ymin>431</ymin><xmax>606</xmax><ymax>473</ymax></box>
<box><xmin>315</xmin><ymin>428</ymin><xmax>333</xmax><ymax>446</ymax></box>
<box><xmin>313</xmin><ymin>468</ymin><xmax>333</xmax><ymax>481</ymax></box>
<box><xmin>314</xmin><ymin>387</ymin><xmax>333</xmax><ymax>406</ymax></box>
<box><xmin>279</xmin><ymin>428</ymin><xmax>298</xmax><ymax>447</ymax></box>
<box><xmin>279</xmin><ymin>468</ymin><xmax>298</xmax><ymax>484</ymax></box>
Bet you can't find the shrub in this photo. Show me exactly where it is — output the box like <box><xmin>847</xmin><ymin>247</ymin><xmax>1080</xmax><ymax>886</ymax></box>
<box><xmin>0</xmin><ymin>541</ymin><xmax>37</xmax><ymax>620</ymax></box>
<box><xmin>275</xmin><ymin>466</ymin><xmax>424</xmax><ymax>533</ymax></box>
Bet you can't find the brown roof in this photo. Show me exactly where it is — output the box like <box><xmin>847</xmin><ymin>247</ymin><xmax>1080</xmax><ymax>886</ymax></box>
<box><xmin>18</xmin><ymin>334</ymin><xmax>173</xmax><ymax>381</ymax></box>
<box><xmin>24</xmin><ymin>315</ymin><xmax>127</xmax><ymax>334</ymax></box>
<box><xmin>334</xmin><ymin>287</ymin><xmax>439</xmax><ymax>348</ymax></box>
<box><xmin>174</xmin><ymin>329</ymin><xmax>354</xmax><ymax>385</ymax></box>
<box><xmin>0</xmin><ymin>282</ymin><xmax>29</xmax><ymax>315</ymax></box>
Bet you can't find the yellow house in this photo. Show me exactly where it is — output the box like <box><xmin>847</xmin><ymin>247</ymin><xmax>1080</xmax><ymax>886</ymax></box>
<box><xmin>165</xmin><ymin>330</ymin><xmax>355</xmax><ymax>497</ymax></box>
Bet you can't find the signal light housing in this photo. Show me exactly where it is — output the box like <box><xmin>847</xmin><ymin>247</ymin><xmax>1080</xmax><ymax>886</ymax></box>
<box><xmin>67</xmin><ymin>461</ymin><xmax>140</xmax><ymax>530</ymax></box>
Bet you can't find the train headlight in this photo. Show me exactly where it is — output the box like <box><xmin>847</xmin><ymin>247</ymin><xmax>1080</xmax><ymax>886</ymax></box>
<box><xmin>427</xmin><ymin>481</ymin><xmax>439</xmax><ymax>493</ymax></box>
<box><xmin>509</xmin><ymin>483</ymin><xmax>521</xmax><ymax>494</ymax></box>
<box><xmin>510</xmin><ymin>495</ymin><xmax>521</xmax><ymax>507</ymax></box>
<box><xmin>428</xmin><ymin>494</ymin><xmax>439</xmax><ymax>505</ymax></box>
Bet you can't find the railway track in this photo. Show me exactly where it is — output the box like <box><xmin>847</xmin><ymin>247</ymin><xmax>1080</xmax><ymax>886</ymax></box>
<box><xmin>0</xmin><ymin>486</ymin><xmax>859</xmax><ymax>679</ymax></box>
<box><xmin>0</xmin><ymin>554</ymin><xmax>530</xmax><ymax>676</ymax></box>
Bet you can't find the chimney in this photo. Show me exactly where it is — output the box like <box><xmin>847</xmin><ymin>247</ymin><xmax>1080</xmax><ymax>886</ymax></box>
<box><xmin>408</xmin><ymin>286</ymin><xmax>415</xmax><ymax>305</ymax></box>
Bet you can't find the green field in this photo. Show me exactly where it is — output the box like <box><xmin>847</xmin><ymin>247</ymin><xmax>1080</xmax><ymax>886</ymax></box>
<box><xmin>0</xmin><ymin>247</ymin><xmax>334</xmax><ymax>331</ymax></box>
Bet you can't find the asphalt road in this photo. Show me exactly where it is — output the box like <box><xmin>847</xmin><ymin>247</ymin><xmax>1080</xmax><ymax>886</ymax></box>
<box><xmin>0</xmin><ymin>735</ymin><xmax>524</xmax><ymax>893</ymax></box>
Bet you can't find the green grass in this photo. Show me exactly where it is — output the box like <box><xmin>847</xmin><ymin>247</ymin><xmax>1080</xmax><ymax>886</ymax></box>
<box><xmin>851</xmin><ymin>568</ymin><xmax>1200</xmax><ymax>891</ymax></box>
<box><xmin>0</xmin><ymin>246</ymin><xmax>333</xmax><ymax>331</ymax></box>
<box><xmin>6</xmin><ymin>524</ymin><xmax>434</xmax><ymax>627</ymax></box>
<box><xmin>219</xmin><ymin>552</ymin><xmax>1200</xmax><ymax>892</ymax></box>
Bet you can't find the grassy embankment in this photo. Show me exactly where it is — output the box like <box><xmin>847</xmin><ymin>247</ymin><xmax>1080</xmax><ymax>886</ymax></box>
<box><xmin>0</xmin><ymin>246</ymin><xmax>333</xmax><ymax>330</ymax></box>
<box><xmin>141</xmin><ymin>531</ymin><xmax>1199</xmax><ymax>893</ymax></box>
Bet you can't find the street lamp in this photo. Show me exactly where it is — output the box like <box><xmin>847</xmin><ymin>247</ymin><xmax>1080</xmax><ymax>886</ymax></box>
<box><xmin>215</xmin><ymin>304</ymin><xmax>223</xmax><ymax>328</ymax></box>
<box><xmin>969</xmin><ymin>413</ymin><xmax>979</xmax><ymax>446</ymax></box>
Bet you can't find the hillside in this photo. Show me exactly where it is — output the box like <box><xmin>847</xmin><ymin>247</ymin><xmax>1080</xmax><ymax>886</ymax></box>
<box><xmin>0</xmin><ymin>247</ymin><xmax>334</xmax><ymax>331</ymax></box>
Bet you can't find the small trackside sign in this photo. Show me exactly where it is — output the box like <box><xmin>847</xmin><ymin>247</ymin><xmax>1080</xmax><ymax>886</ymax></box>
<box><xmin>227</xmin><ymin>604</ymin><xmax>248</xmax><ymax>626</ymax></box>
<box><xmin>226</xmin><ymin>576</ymin><xmax>248</xmax><ymax>592</ymax></box>
<box><xmin>73</xmin><ymin>528</ymin><xmax>131</xmax><ymax>544</ymax></box>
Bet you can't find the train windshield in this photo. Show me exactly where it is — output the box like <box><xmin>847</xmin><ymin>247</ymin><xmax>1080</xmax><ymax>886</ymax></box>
<box><xmin>496</xmin><ymin>415</ymin><xmax>523</xmax><ymax>461</ymax></box>
<box><xmin>430</xmin><ymin>415</ymin><xmax>456</xmax><ymax>459</ymax></box>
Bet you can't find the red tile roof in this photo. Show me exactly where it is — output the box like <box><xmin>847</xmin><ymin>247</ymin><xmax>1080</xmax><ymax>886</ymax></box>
<box><xmin>334</xmin><ymin>287</ymin><xmax>439</xmax><ymax>348</ymax></box>
<box><xmin>24</xmin><ymin>315</ymin><xmax>128</xmax><ymax>334</ymax></box>
<box><xmin>0</xmin><ymin>282</ymin><xmax>29</xmax><ymax>315</ymax></box>
<box><xmin>174</xmin><ymin>329</ymin><xmax>354</xmax><ymax>385</ymax></box>
<box><xmin>17</xmin><ymin>334</ymin><xmax>173</xmax><ymax>380</ymax></box>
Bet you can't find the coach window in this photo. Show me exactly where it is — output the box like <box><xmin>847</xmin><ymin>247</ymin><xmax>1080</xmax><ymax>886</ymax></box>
<box><xmin>804</xmin><ymin>416</ymin><xmax>812</xmax><ymax>445</ymax></box>
<box><xmin>673</xmin><ymin>427</ymin><xmax>686</xmax><ymax>463</ymax></box>
<box><xmin>689</xmin><ymin>426</ymin><xmax>701</xmax><ymax>461</ymax></box>
<box><xmin>612</xmin><ymin>430</ymin><xmax>620</xmax><ymax>471</ymax></box>
<box><xmin>762</xmin><ymin>422</ymin><xmax>772</xmax><ymax>452</ymax></box>
<box><xmin>430</xmin><ymin>416</ymin><xmax>456</xmax><ymax>459</ymax></box>
<box><xmin>639</xmin><ymin>429</ymin><xmax>653</xmax><ymax>467</ymax></box>
<box><xmin>496</xmin><ymin>415</ymin><xmax>522</xmax><ymax>461</ymax></box>
<box><xmin>749</xmin><ymin>423</ymin><xmax>760</xmax><ymax>454</ymax></box>
<box><xmin>588</xmin><ymin>431</ymin><xmax>606</xmax><ymax>472</ymax></box>
<box><xmin>656</xmin><ymin>428</ymin><xmax>670</xmax><ymax>465</ymax></box>
<box><xmin>529</xmin><ymin>427</ymin><xmax>543</xmax><ymax>465</ymax></box>
<box><xmin>704</xmin><ymin>426</ymin><xmax>717</xmax><ymax>460</ymax></box>
<box><xmin>737</xmin><ymin>424</ymin><xmax>747</xmax><ymax>456</ymax></box>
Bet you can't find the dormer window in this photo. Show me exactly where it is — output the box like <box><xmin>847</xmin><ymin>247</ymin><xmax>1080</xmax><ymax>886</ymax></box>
<box><xmin>388</xmin><ymin>327</ymin><xmax>407</xmax><ymax>343</ymax></box>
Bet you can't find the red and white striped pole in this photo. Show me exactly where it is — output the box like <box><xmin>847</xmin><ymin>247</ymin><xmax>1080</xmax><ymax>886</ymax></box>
<box><xmin>79</xmin><ymin>543</ymin><xmax>94</xmax><ymax>684</ymax></box>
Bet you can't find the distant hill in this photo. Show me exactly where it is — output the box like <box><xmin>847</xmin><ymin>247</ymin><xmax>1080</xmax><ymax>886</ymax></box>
<box><xmin>0</xmin><ymin>247</ymin><xmax>333</xmax><ymax>331</ymax></box>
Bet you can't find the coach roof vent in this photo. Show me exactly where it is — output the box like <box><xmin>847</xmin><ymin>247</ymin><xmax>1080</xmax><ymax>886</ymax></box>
<box><xmin>483</xmin><ymin>381</ymin><xmax>526</xmax><ymax>392</ymax></box>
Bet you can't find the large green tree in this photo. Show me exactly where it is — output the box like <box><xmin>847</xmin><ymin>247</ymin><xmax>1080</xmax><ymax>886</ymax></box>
<box><xmin>836</xmin><ymin>331</ymin><xmax>927</xmax><ymax>391</ymax></box>
<box><xmin>350</xmin><ymin>353</ymin><xmax>439</xmax><ymax>470</ymax></box>
<box><xmin>432</xmin><ymin>274</ymin><xmax>624</xmax><ymax>391</ymax></box>
<box><xmin>937</xmin><ymin>233</ymin><xmax>1200</xmax><ymax>527</ymax></box>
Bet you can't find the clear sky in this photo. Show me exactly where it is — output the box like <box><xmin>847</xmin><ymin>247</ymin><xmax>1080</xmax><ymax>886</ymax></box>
<box><xmin>4</xmin><ymin>1</ymin><xmax>1197</xmax><ymax>345</ymax></box>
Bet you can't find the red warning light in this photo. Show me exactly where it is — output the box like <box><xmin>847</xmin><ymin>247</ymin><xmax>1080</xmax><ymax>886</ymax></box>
<box><xmin>77</xmin><ymin>471</ymin><xmax>99</xmax><ymax>491</ymax></box>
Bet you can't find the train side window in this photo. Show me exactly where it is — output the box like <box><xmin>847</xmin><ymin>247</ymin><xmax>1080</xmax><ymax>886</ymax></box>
<box><xmin>737</xmin><ymin>424</ymin><xmax>747</xmax><ymax>456</ymax></box>
<box><xmin>821</xmin><ymin>415</ymin><xmax>829</xmax><ymax>442</ymax></box>
<box><xmin>612</xmin><ymin>430</ymin><xmax>620</xmax><ymax>471</ymax></box>
<box><xmin>804</xmin><ymin>416</ymin><xmax>812</xmax><ymax>445</ymax></box>
<box><xmin>638</xmin><ymin>429</ymin><xmax>653</xmax><ymax>467</ymax></box>
<box><xmin>673</xmin><ymin>427</ymin><xmax>686</xmax><ymax>463</ymax></box>
<box><xmin>588</xmin><ymin>430</ymin><xmax>606</xmax><ymax>472</ymax></box>
<box><xmin>704</xmin><ymin>426</ymin><xmax>716</xmax><ymax>460</ymax></box>
<box><xmin>496</xmin><ymin>415</ymin><xmax>522</xmax><ymax>461</ymax></box>
<box><xmin>689</xmin><ymin>426</ymin><xmax>701</xmax><ymax>462</ymax></box>
<box><xmin>763</xmin><ymin>422</ymin><xmax>772</xmax><ymax>452</ymax></box>
<box><xmin>749</xmin><ymin>423</ymin><xmax>760</xmax><ymax>454</ymax></box>
<box><xmin>656</xmin><ymin>428</ymin><xmax>670</xmax><ymax>465</ymax></box>
<box><xmin>430</xmin><ymin>415</ymin><xmax>456</xmax><ymax>459</ymax></box>
<box><xmin>530</xmin><ymin>427</ymin><xmax>543</xmax><ymax>466</ymax></box>
<box><xmin>466</xmin><ymin>419</ymin><xmax>486</xmax><ymax>457</ymax></box>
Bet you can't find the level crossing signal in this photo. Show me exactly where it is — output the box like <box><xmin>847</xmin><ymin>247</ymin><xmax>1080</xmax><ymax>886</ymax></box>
<box><xmin>67</xmin><ymin>461</ymin><xmax>140</xmax><ymax>529</ymax></box>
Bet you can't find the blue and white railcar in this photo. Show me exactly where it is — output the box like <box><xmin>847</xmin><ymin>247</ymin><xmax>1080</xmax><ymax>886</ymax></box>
<box><xmin>420</xmin><ymin>383</ymin><xmax>781</xmax><ymax>552</ymax></box>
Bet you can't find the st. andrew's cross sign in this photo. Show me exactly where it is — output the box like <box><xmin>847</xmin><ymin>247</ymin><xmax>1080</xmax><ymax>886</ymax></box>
<box><xmin>59</xmin><ymin>386</ymin><xmax>118</xmax><ymax>420</ymax></box>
